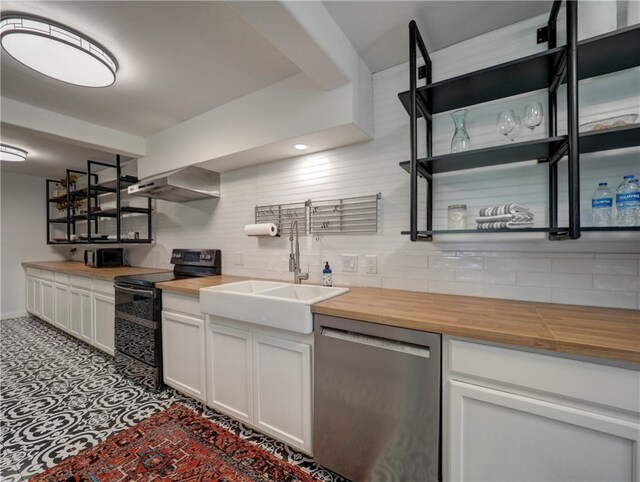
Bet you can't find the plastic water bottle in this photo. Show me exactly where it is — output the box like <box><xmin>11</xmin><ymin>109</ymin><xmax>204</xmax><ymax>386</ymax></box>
<box><xmin>629</xmin><ymin>178</ymin><xmax>640</xmax><ymax>226</ymax></box>
<box><xmin>591</xmin><ymin>182</ymin><xmax>612</xmax><ymax>227</ymax></box>
<box><xmin>616</xmin><ymin>175</ymin><xmax>638</xmax><ymax>226</ymax></box>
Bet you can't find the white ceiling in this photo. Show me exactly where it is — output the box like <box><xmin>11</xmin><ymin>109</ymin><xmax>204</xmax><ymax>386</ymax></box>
<box><xmin>1</xmin><ymin>1</ymin><xmax>552</xmax><ymax>177</ymax></box>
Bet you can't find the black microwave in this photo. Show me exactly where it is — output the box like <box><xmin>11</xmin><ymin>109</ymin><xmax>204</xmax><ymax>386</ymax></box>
<box><xmin>84</xmin><ymin>248</ymin><xmax>124</xmax><ymax>268</ymax></box>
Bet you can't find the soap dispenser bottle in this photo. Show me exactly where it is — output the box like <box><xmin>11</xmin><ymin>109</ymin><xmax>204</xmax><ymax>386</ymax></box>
<box><xmin>323</xmin><ymin>261</ymin><xmax>333</xmax><ymax>287</ymax></box>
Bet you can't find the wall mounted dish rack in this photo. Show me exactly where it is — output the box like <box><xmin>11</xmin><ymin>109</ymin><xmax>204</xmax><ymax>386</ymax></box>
<box><xmin>254</xmin><ymin>193</ymin><xmax>381</xmax><ymax>236</ymax></box>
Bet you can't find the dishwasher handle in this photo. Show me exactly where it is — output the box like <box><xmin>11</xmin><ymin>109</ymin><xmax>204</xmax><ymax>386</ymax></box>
<box><xmin>319</xmin><ymin>326</ymin><xmax>431</xmax><ymax>359</ymax></box>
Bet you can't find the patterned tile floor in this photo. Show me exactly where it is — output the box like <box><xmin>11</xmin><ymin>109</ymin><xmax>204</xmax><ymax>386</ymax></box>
<box><xmin>0</xmin><ymin>316</ymin><xmax>347</xmax><ymax>481</ymax></box>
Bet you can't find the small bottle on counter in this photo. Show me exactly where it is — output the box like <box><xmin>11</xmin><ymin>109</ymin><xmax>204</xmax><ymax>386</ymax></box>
<box><xmin>323</xmin><ymin>261</ymin><xmax>333</xmax><ymax>287</ymax></box>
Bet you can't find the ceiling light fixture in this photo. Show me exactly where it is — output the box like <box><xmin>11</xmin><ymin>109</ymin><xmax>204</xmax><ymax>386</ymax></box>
<box><xmin>0</xmin><ymin>14</ymin><xmax>117</xmax><ymax>87</ymax></box>
<box><xmin>0</xmin><ymin>144</ymin><xmax>28</xmax><ymax>162</ymax></box>
<box><xmin>293</xmin><ymin>143</ymin><xmax>309</xmax><ymax>150</ymax></box>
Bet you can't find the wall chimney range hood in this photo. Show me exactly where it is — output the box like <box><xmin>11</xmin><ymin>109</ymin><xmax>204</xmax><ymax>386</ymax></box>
<box><xmin>128</xmin><ymin>166</ymin><xmax>220</xmax><ymax>202</ymax></box>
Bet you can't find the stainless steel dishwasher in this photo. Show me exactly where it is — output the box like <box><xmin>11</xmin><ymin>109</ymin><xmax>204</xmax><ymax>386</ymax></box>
<box><xmin>314</xmin><ymin>314</ymin><xmax>441</xmax><ymax>482</ymax></box>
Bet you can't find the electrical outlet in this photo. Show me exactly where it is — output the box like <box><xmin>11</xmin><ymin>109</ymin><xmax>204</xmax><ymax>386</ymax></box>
<box><xmin>366</xmin><ymin>255</ymin><xmax>377</xmax><ymax>274</ymax></box>
<box><xmin>234</xmin><ymin>251</ymin><xmax>245</xmax><ymax>266</ymax></box>
<box><xmin>341</xmin><ymin>254</ymin><xmax>358</xmax><ymax>273</ymax></box>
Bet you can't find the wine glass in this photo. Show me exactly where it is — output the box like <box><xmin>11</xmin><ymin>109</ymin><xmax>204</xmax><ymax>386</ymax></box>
<box><xmin>496</xmin><ymin>110</ymin><xmax>517</xmax><ymax>143</ymax></box>
<box><xmin>507</xmin><ymin>116</ymin><xmax>522</xmax><ymax>142</ymax></box>
<box><xmin>523</xmin><ymin>102</ymin><xmax>543</xmax><ymax>135</ymax></box>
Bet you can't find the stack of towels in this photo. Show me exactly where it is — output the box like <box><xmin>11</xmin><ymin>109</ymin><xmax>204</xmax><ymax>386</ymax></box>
<box><xmin>476</xmin><ymin>203</ymin><xmax>534</xmax><ymax>229</ymax></box>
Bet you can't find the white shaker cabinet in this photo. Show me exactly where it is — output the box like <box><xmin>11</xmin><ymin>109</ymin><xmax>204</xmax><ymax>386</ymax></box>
<box><xmin>69</xmin><ymin>288</ymin><xmax>93</xmax><ymax>344</ymax></box>
<box><xmin>93</xmin><ymin>293</ymin><xmax>115</xmax><ymax>355</ymax></box>
<box><xmin>25</xmin><ymin>276</ymin><xmax>41</xmax><ymax>316</ymax></box>
<box><xmin>162</xmin><ymin>310</ymin><xmax>207</xmax><ymax>402</ymax></box>
<box><xmin>207</xmin><ymin>323</ymin><xmax>253</xmax><ymax>423</ymax></box>
<box><xmin>40</xmin><ymin>280</ymin><xmax>55</xmax><ymax>324</ymax></box>
<box><xmin>205</xmin><ymin>316</ymin><xmax>313</xmax><ymax>454</ymax></box>
<box><xmin>253</xmin><ymin>333</ymin><xmax>312</xmax><ymax>453</ymax></box>
<box><xmin>53</xmin><ymin>284</ymin><xmax>69</xmax><ymax>332</ymax></box>
<box><xmin>444</xmin><ymin>338</ymin><xmax>640</xmax><ymax>482</ymax></box>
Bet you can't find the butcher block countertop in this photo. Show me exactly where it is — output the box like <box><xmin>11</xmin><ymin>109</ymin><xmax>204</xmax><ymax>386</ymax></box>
<box><xmin>22</xmin><ymin>261</ymin><xmax>169</xmax><ymax>281</ymax></box>
<box><xmin>23</xmin><ymin>262</ymin><xmax>639</xmax><ymax>363</ymax></box>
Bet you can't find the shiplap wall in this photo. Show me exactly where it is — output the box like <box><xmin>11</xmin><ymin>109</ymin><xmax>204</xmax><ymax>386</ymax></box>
<box><xmin>128</xmin><ymin>10</ymin><xmax>640</xmax><ymax>310</ymax></box>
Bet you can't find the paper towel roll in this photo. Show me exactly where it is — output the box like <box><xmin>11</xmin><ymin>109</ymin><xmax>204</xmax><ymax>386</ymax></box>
<box><xmin>244</xmin><ymin>223</ymin><xmax>278</xmax><ymax>236</ymax></box>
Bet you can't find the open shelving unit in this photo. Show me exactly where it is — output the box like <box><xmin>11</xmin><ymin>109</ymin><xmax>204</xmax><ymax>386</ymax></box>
<box><xmin>46</xmin><ymin>155</ymin><xmax>153</xmax><ymax>245</ymax></box>
<box><xmin>399</xmin><ymin>1</ymin><xmax>640</xmax><ymax>241</ymax></box>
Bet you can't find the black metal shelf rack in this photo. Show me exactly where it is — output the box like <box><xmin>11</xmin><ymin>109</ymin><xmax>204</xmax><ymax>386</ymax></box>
<box><xmin>46</xmin><ymin>155</ymin><xmax>153</xmax><ymax>245</ymax></box>
<box><xmin>399</xmin><ymin>1</ymin><xmax>640</xmax><ymax>241</ymax></box>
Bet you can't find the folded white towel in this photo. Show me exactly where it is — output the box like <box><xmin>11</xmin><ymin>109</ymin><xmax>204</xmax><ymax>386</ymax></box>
<box><xmin>476</xmin><ymin>213</ymin><xmax>534</xmax><ymax>223</ymax></box>
<box><xmin>476</xmin><ymin>222</ymin><xmax>535</xmax><ymax>230</ymax></box>
<box><xmin>479</xmin><ymin>203</ymin><xmax>532</xmax><ymax>217</ymax></box>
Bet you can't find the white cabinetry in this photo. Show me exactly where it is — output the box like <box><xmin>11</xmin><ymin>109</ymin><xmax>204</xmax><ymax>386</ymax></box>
<box><xmin>69</xmin><ymin>288</ymin><xmax>92</xmax><ymax>343</ymax></box>
<box><xmin>26</xmin><ymin>276</ymin><xmax>41</xmax><ymax>316</ymax></box>
<box><xmin>207</xmin><ymin>323</ymin><xmax>253</xmax><ymax>422</ymax></box>
<box><xmin>40</xmin><ymin>279</ymin><xmax>55</xmax><ymax>324</ymax></box>
<box><xmin>161</xmin><ymin>292</ymin><xmax>207</xmax><ymax>402</ymax></box>
<box><xmin>92</xmin><ymin>279</ymin><xmax>115</xmax><ymax>356</ymax></box>
<box><xmin>445</xmin><ymin>338</ymin><xmax>640</xmax><ymax>482</ymax></box>
<box><xmin>54</xmin><ymin>284</ymin><xmax>69</xmax><ymax>332</ymax></box>
<box><xmin>206</xmin><ymin>316</ymin><xmax>313</xmax><ymax>454</ymax></box>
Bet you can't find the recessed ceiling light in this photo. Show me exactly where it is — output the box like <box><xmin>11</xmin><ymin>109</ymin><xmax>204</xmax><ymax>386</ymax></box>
<box><xmin>293</xmin><ymin>143</ymin><xmax>309</xmax><ymax>150</ymax></box>
<box><xmin>0</xmin><ymin>144</ymin><xmax>28</xmax><ymax>162</ymax></box>
<box><xmin>0</xmin><ymin>14</ymin><xmax>118</xmax><ymax>87</ymax></box>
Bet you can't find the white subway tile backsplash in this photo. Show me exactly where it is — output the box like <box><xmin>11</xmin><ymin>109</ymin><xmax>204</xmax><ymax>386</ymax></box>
<box><xmin>593</xmin><ymin>275</ymin><xmax>640</xmax><ymax>293</ymax></box>
<box><xmin>551</xmin><ymin>289</ymin><xmax>638</xmax><ymax>310</ymax></box>
<box><xmin>517</xmin><ymin>272</ymin><xmax>593</xmax><ymax>290</ymax></box>
<box><xmin>128</xmin><ymin>16</ymin><xmax>640</xmax><ymax>312</ymax></box>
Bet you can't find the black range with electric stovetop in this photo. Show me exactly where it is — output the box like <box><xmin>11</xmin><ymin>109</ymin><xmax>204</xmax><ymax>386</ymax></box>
<box><xmin>113</xmin><ymin>248</ymin><xmax>221</xmax><ymax>391</ymax></box>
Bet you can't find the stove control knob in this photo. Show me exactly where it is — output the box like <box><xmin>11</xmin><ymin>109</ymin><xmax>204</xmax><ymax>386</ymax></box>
<box><xmin>200</xmin><ymin>253</ymin><xmax>206</xmax><ymax>260</ymax></box>
<box><xmin>205</xmin><ymin>254</ymin><xmax>212</xmax><ymax>260</ymax></box>
<box><xmin>174</xmin><ymin>253</ymin><xmax>182</xmax><ymax>259</ymax></box>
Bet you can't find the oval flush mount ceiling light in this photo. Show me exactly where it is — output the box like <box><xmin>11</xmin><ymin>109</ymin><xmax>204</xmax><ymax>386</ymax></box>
<box><xmin>293</xmin><ymin>143</ymin><xmax>309</xmax><ymax>150</ymax></box>
<box><xmin>0</xmin><ymin>144</ymin><xmax>28</xmax><ymax>162</ymax></box>
<box><xmin>0</xmin><ymin>14</ymin><xmax>117</xmax><ymax>87</ymax></box>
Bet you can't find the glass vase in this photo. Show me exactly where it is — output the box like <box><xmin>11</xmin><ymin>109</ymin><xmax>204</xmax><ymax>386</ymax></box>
<box><xmin>450</xmin><ymin>109</ymin><xmax>471</xmax><ymax>153</ymax></box>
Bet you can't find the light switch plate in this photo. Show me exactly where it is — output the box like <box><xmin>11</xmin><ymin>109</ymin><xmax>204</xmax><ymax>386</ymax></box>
<box><xmin>341</xmin><ymin>254</ymin><xmax>358</xmax><ymax>273</ymax></box>
<box><xmin>366</xmin><ymin>255</ymin><xmax>377</xmax><ymax>274</ymax></box>
<box><xmin>234</xmin><ymin>251</ymin><xmax>245</xmax><ymax>266</ymax></box>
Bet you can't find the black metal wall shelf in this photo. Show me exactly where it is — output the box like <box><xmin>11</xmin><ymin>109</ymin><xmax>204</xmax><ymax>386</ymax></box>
<box><xmin>400</xmin><ymin>1</ymin><xmax>639</xmax><ymax>242</ymax></box>
<box><xmin>46</xmin><ymin>156</ymin><xmax>153</xmax><ymax>245</ymax></box>
<box><xmin>397</xmin><ymin>24</ymin><xmax>640</xmax><ymax>117</ymax></box>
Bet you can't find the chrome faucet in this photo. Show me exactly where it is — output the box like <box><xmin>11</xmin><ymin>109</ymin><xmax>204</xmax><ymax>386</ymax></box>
<box><xmin>289</xmin><ymin>220</ymin><xmax>309</xmax><ymax>284</ymax></box>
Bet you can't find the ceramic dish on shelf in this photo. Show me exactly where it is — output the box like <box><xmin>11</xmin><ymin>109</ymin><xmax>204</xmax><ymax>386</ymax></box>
<box><xmin>580</xmin><ymin>114</ymin><xmax>638</xmax><ymax>132</ymax></box>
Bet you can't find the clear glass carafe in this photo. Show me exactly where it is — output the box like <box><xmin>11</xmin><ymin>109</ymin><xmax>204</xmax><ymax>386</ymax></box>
<box><xmin>450</xmin><ymin>109</ymin><xmax>471</xmax><ymax>153</ymax></box>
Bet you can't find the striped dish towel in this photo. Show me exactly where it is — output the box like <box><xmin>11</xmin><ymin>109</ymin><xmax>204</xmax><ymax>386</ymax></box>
<box><xmin>477</xmin><ymin>222</ymin><xmax>534</xmax><ymax>230</ymax></box>
<box><xmin>476</xmin><ymin>213</ymin><xmax>534</xmax><ymax>223</ymax></box>
<box><xmin>478</xmin><ymin>203</ymin><xmax>532</xmax><ymax>217</ymax></box>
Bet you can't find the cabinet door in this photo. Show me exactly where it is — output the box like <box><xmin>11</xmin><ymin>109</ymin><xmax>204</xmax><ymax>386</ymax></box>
<box><xmin>206</xmin><ymin>322</ymin><xmax>253</xmax><ymax>424</ymax></box>
<box><xmin>25</xmin><ymin>276</ymin><xmax>35</xmax><ymax>314</ymax></box>
<box><xmin>40</xmin><ymin>280</ymin><xmax>55</xmax><ymax>324</ymax></box>
<box><xmin>93</xmin><ymin>293</ymin><xmax>115</xmax><ymax>355</ymax></box>
<box><xmin>253</xmin><ymin>333</ymin><xmax>312</xmax><ymax>453</ymax></box>
<box><xmin>162</xmin><ymin>311</ymin><xmax>206</xmax><ymax>402</ymax></box>
<box><xmin>449</xmin><ymin>380</ymin><xmax>639</xmax><ymax>482</ymax></box>
<box><xmin>69</xmin><ymin>288</ymin><xmax>92</xmax><ymax>343</ymax></box>
<box><xmin>33</xmin><ymin>278</ymin><xmax>42</xmax><ymax>317</ymax></box>
<box><xmin>54</xmin><ymin>284</ymin><xmax>69</xmax><ymax>332</ymax></box>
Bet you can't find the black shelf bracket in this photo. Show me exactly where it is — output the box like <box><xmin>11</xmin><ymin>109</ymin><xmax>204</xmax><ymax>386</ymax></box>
<box><xmin>537</xmin><ymin>26</ymin><xmax>549</xmax><ymax>44</ymax></box>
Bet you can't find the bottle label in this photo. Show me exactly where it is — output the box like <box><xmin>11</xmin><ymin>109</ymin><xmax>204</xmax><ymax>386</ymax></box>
<box><xmin>617</xmin><ymin>192</ymin><xmax>640</xmax><ymax>206</ymax></box>
<box><xmin>323</xmin><ymin>272</ymin><xmax>332</xmax><ymax>287</ymax></box>
<box><xmin>592</xmin><ymin>198</ymin><xmax>612</xmax><ymax>208</ymax></box>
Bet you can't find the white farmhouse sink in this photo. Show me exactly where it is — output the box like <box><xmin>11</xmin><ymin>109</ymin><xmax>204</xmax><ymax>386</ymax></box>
<box><xmin>200</xmin><ymin>281</ymin><xmax>349</xmax><ymax>334</ymax></box>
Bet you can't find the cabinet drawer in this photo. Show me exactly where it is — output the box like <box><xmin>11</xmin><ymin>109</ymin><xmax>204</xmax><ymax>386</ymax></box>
<box><xmin>163</xmin><ymin>292</ymin><xmax>202</xmax><ymax>318</ymax></box>
<box><xmin>70</xmin><ymin>275</ymin><xmax>92</xmax><ymax>289</ymax></box>
<box><xmin>54</xmin><ymin>272</ymin><xmax>70</xmax><ymax>285</ymax></box>
<box><xmin>25</xmin><ymin>267</ymin><xmax>41</xmax><ymax>277</ymax></box>
<box><xmin>41</xmin><ymin>270</ymin><xmax>54</xmax><ymax>281</ymax></box>
<box><xmin>93</xmin><ymin>278</ymin><xmax>114</xmax><ymax>296</ymax></box>
<box><xmin>449</xmin><ymin>339</ymin><xmax>640</xmax><ymax>414</ymax></box>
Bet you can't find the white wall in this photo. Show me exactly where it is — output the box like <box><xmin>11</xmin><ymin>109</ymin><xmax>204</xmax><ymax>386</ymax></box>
<box><xmin>1</xmin><ymin>171</ymin><xmax>67</xmax><ymax>318</ymax></box>
<box><xmin>128</xmin><ymin>11</ymin><xmax>638</xmax><ymax>310</ymax></box>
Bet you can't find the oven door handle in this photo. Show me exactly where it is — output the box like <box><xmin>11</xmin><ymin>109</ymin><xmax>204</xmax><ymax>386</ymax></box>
<box><xmin>114</xmin><ymin>284</ymin><xmax>155</xmax><ymax>296</ymax></box>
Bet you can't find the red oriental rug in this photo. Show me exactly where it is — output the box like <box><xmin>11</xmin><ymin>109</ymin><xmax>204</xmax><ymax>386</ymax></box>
<box><xmin>31</xmin><ymin>403</ymin><xmax>318</xmax><ymax>481</ymax></box>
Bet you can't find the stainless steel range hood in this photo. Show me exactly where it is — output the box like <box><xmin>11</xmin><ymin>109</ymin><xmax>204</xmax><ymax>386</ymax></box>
<box><xmin>127</xmin><ymin>166</ymin><xmax>220</xmax><ymax>202</ymax></box>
